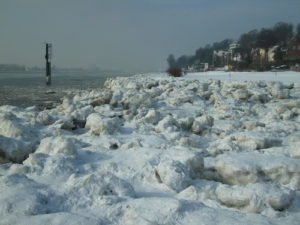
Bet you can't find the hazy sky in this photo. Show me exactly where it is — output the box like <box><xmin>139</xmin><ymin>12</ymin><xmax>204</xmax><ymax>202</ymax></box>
<box><xmin>0</xmin><ymin>0</ymin><xmax>300</xmax><ymax>73</ymax></box>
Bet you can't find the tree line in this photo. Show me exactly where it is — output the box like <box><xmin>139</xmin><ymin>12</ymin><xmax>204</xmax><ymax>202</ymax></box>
<box><xmin>167</xmin><ymin>22</ymin><xmax>300</xmax><ymax>71</ymax></box>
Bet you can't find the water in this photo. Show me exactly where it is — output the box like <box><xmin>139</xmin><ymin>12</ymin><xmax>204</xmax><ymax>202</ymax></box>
<box><xmin>0</xmin><ymin>71</ymin><xmax>128</xmax><ymax>108</ymax></box>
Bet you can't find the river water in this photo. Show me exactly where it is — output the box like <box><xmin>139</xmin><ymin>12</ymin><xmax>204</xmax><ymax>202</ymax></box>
<box><xmin>0</xmin><ymin>71</ymin><xmax>128</xmax><ymax>108</ymax></box>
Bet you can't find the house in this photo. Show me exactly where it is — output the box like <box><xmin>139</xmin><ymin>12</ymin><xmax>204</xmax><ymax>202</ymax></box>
<box><xmin>267</xmin><ymin>45</ymin><xmax>279</xmax><ymax>63</ymax></box>
<box><xmin>251</xmin><ymin>48</ymin><xmax>268</xmax><ymax>70</ymax></box>
<box><xmin>229</xmin><ymin>42</ymin><xmax>239</xmax><ymax>52</ymax></box>
<box><xmin>213</xmin><ymin>50</ymin><xmax>230</xmax><ymax>67</ymax></box>
<box><xmin>285</xmin><ymin>39</ymin><xmax>300</xmax><ymax>63</ymax></box>
<box><xmin>187</xmin><ymin>62</ymin><xmax>209</xmax><ymax>72</ymax></box>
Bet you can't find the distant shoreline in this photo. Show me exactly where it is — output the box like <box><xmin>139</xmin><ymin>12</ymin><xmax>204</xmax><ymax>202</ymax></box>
<box><xmin>0</xmin><ymin>72</ymin><xmax>132</xmax><ymax>108</ymax></box>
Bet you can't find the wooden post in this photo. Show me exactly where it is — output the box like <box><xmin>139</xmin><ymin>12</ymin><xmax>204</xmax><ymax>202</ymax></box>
<box><xmin>45</xmin><ymin>43</ymin><xmax>52</xmax><ymax>86</ymax></box>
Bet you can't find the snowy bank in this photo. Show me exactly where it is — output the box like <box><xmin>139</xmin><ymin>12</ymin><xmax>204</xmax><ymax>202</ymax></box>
<box><xmin>0</xmin><ymin>71</ymin><xmax>300</xmax><ymax>224</ymax></box>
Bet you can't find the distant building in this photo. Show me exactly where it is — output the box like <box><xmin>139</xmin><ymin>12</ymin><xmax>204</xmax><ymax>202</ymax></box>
<box><xmin>229</xmin><ymin>42</ymin><xmax>239</xmax><ymax>54</ymax></box>
<box><xmin>0</xmin><ymin>64</ymin><xmax>26</xmax><ymax>72</ymax></box>
<box><xmin>213</xmin><ymin>50</ymin><xmax>230</xmax><ymax>68</ymax></box>
<box><xmin>187</xmin><ymin>62</ymin><xmax>209</xmax><ymax>72</ymax></box>
<box><xmin>251</xmin><ymin>48</ymin><xmax>268</xmax><ymax>70</ymax></box>
<box><xmin>285</xmin><ymin>39</ymin><xmax>300</xmax><ymax>63</ymax></box>
<box><xmin>212</xmin><ymin>41</ymin><xmax>242</xmax><ymax>70</ymax></box>
<box><xmin>229</xmin><ymin>42</ymin><xmax>242</xmax><ymax>62</ymax></box>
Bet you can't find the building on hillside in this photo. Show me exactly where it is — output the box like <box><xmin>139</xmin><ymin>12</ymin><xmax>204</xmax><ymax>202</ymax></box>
<box><xmin>267</xmin><ymin>45</ymin><xmax>279</xmax><ymax>63</ymax></box>
<box><xmin>251</xmin><ymin>48</ymin><xmax>268</xmax><ymax>70</ymax></box>
<box><xmin>229</xmin><ymin>42</ymin><xmax>239</xmax><ymax>56</ymax></box>
<box><xmin>229</xmin><ymin>42</ymin><xmax>242</xmax><ymax>62</ymax></box>
<box><xmin>187</xmin><ymin>62</ymin><xmax>209</xmax><ymax>72</ymax></box>
<box><xmin>285</xmin><ymin>39</ymin><xmax>300</xmax><ymax>64</ymax></box>
<box><xmin>212</xmin><ymin>42</ymin><xmax>242</xmax><ymax>70</ymax></box>
<box><xmin>213</xmin><ymin>50</ymin><xmax>230</xmax><ymax>68</ymax></box>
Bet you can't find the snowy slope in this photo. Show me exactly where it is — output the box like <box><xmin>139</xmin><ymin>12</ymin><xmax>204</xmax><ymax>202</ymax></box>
<box><xmin>0</xmin><ymin>71</ymin><xmax>300</xmax><ymax>224</ymax></box>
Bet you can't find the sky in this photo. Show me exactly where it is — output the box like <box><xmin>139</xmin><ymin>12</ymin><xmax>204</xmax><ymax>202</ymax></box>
<box><xmin>0</xmin><ymin>0</ymin><xmax>300</xmax><ymax>73</ymax></box>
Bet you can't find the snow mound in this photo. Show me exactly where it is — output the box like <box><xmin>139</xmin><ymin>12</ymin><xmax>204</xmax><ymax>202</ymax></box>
<box><xmin>191</xmin><ymin>115</ymin><xmax>214</xmax><ymax>134</ymax></box>
<box><xmin>215</xmin><ymin>152</ymin><xmax>300</xmax><ymax>190</ymax></box>
<box><xmin>0</xmin><ymin>112</ymin><xmax>35</xmax><ymax>140</ymax></box>
<box><xmin>155</xmin><ymin>114</ymin><xmax>179</xmax><ymax>133</ymax></box>
<box><xmin>0</xmin><ymin>135</ymin><xmax>33</xmax><ymax>163</ymax></box>
<box><xmin>140</xmin><ymin>109</ymin><xmax>161</xmax><ymax>124</ymax></box>
<box><xmin>268</xmin><ymin>82</ymin><xmax>290</xmax><ymax>99</ymax></box>
<box><xmin>85</xmin><ymin>113</ymin><xmax>120</xmax><ymax>135</ymax></box>
<box><xmin>117</xmin><ymin>197</ymin><xmax>182</xmax><ymax>225</ymax></box>
<box><xmin>155</xmin><ymin>159</ymin><xmax>191</xmax><ymax>192</ymax></box>
<box><xmin>36</xmin><ymin>111</ymin><xmax>55</xmax><ymax>125</ymax></box>
<box><xmin>232</xmin><ymin>131</ymin><xmax>281</xmax><ymax>150</ymax></box>
<box><xmin>179</xmin><ymin>180</ymin><xmax>294</xmax><ymax>215</ymax></box>
<box><xmin>0</xmin><ymin>212</ymin><xmax>102</xmax><ymax>225</ymax></box>
<box><xmin>23</xmin><ymin>152</ymin><xmax>76</xmax><ymax>177</ymax></box>
<box><xmin>36</xmin><ymin>136</ymin><xmax>77</xmax><ymax>157</ymax></box>
<box><xmin>0</xmin><ymin>174</ymin><xmax>63</xmax><ymax>216</ymax></box>
<box><xmin>216</xmin><ymin>183</ymin><xmax>294</xmax><ymax>214</ymax></box>
<box><xmin>65</xmin><ymin>173</ymin><xmax>135</xmax><ymax>208</ymax></box>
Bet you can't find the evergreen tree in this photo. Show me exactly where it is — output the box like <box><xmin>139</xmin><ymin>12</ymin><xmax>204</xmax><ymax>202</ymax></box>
<box><xmin>167</xmin><ymin>54</ymin><xmax>176</xmax><ymax>68</ymax></box>
<box><xmin>238</xmin><ymin>30</ymin><xmax>258</xmax><ymax>67</ymax></box>
<box><xmin>274</xmin><ymin>47</ymin><xmax>285</xmax><ymax>65</ymax></box>
<box><xmin>256</xmin><ymin>29</ymin><xmax>277</xmax><ymax>49</ymax></box>
<box><xmin>272</xmin><ymin>22</ymin><xmax>293</xmax><ymax>45</ymax></box>
<box><xmin>176</xmin><ymin>55</ymin><xmax>189</xmax><ymax>68</ymax></box>
<box><xmin>296</xmin><ymin>23</ymin><xmax>300</xmax><ymax>40</ymax></box>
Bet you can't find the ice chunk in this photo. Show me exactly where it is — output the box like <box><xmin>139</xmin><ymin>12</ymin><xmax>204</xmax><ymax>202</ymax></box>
<box><xmin>156</xmin><ymin>159</ymin><xmax>191</xmax><ymax>192</ymax></box>
<box><xmin>36</xmin><ymin>136</ymin><xmax>77</xmax><ymax>157</ymax></box>
<box><xmin>85</xmin><ymin>113</ymin><xmax>120</xmax><ymax>135</ymax></box>
<box><xmin>232</xmin><ymin>89</ymin><xmax>249</xmax><ymax>100</ymax></box>
<box><xmin>191</xmin><ymin>115</ymin><xmax>214</xmax><ymax>134</ymax></box>
<box><xmin>36</xmin><ymin>111</ymin><xmax>55</xmax><ymax>125</ymax></box>
<box><xmin>0</xmin><ymin>113</ymin><xmax>28</xmax><ymax>139</ymax></box>
<box><xmin>142</xmin><ymin>109</ymin><xmax>161</xmax><ymax>125</ymax></box>
<box><xmin>119</xmin><ymin>197</ymin><xmax>181</xmax><ymax>225</ymax></box>
<box><xmin>155</xmin><ymin>115</ymin><xmax>179</xmax><ymax>133</ymax></box>
<box><xmin>215</xmin><ymin>152</ymin><xmax>300</xmax><ymax>190</ymax></box>
<box><xmin>208</xmin><ymin>138</ymin><xmax>240</xmax><ymax>156</ymax></box>
<box><xmin>216</xmin><ymin>183</ymin><xmax>294</xmax><ymax>213</ymax></box>
<box><xmin>0</xmin><ymin>135</ymin><xmax>32</xmax><ymax>163</ymax></box>
<box><xmin>65</xmin><ymin>173</ymin><xmax>135</xmax><ymax>208</ymax></box>
<box><xmin>232</xmin><ymin>131</ymin><xmax>281</xmax><ymax>150</ymax></box>
<box><xmin>268</xmin><ymin>82</ymin><xmax>290</xmax><ymax>99</ymax></box>
<box><xmin>0</xmin><ymin>174</ymin><xmax>63</xmax><ymax>216</ymax></box>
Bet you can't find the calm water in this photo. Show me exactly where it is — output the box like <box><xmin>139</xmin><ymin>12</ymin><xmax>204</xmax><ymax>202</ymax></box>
<box><xmin>0</xmin><ymin>71</ymin><xmax>128</xmax><ymax>108</ymax></box>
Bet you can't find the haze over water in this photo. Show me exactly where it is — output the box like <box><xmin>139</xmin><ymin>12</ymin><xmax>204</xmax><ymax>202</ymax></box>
<box><xmin>0</xmin><ymin>71</ymin><xmax>126</xmax><ymax>107</ymax></box>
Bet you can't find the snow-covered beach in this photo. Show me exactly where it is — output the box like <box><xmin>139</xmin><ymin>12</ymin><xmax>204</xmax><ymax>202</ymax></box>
<box><xmin>0</xmin><ymin>71</ymin><xmax>300</xmax><ymax>224</ymax></box>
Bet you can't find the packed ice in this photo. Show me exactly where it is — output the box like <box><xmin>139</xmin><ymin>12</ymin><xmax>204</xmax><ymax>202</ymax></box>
<box><xmin>0</xmin><ymin>71</ymin><xmax>300</xmax><ymax>224</ymax></box>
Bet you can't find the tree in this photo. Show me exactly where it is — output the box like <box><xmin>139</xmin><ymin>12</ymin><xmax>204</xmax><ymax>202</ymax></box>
<box><xmin>176</xmin><ymin>55</ymin><xmax>189</xmax><ymax>68</ymax></box>
<box><xmin>195</xmin><ymin>45</ymin><xmax>213</xmax><ymax>64</ymax></box>
<box><xmin>238</xmin><ymin>30</ymin><xmax>258</xmax><ymax>67</ymax></box>
<box><xmin>296</xmin><ymin>23</ymin><xmax>300</xmax><ymax>40</ymax></box>
<box><xmin>212</xmin><ymin>39</ymin><xmax>232</xmax><ymax>51</ymax></box>
<box><xmin>239</xmin><ymin>30</ymin><xmax>258</xmax><ymax>50</ymax></box>
<box><xmin>167</xmin><ymin>54</ymin><xmax>176</xmax><ymax>68</ymax></box>
<box><xmin>274</xmin><ymin>47</ymin><xmax>285</xmax><ymax>65</ymax></box>
<box><xmin>166</xmin><ymin>21</ymin><xmax>298</xmax><ymax>72</ymax></box>
<box><xmin>256</xmin><ymin>29</ymin><xmax>277</xmax><ymax>49</ymax></box>
<box><xmin>272</xmin><ymin>22</ymin><xmax>293</xmax><ymax>45</ymax></box>
<box><xmin>256</xmin><ymin>29</ymin><xmax>278</xmax><ymax>69</ymax></box>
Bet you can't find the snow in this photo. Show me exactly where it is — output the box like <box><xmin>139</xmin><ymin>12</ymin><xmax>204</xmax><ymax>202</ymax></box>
<box><xmin>0</xmin><ymin>71</ymin><xmax>300</xmax><ymax>224</ymax></box>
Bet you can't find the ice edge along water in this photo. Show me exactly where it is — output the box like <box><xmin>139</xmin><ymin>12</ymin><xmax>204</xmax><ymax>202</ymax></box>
<box><xmin>0</xmin><ymin>71</ymin><xmax>300</xmax><ymax>225</ymax></box>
